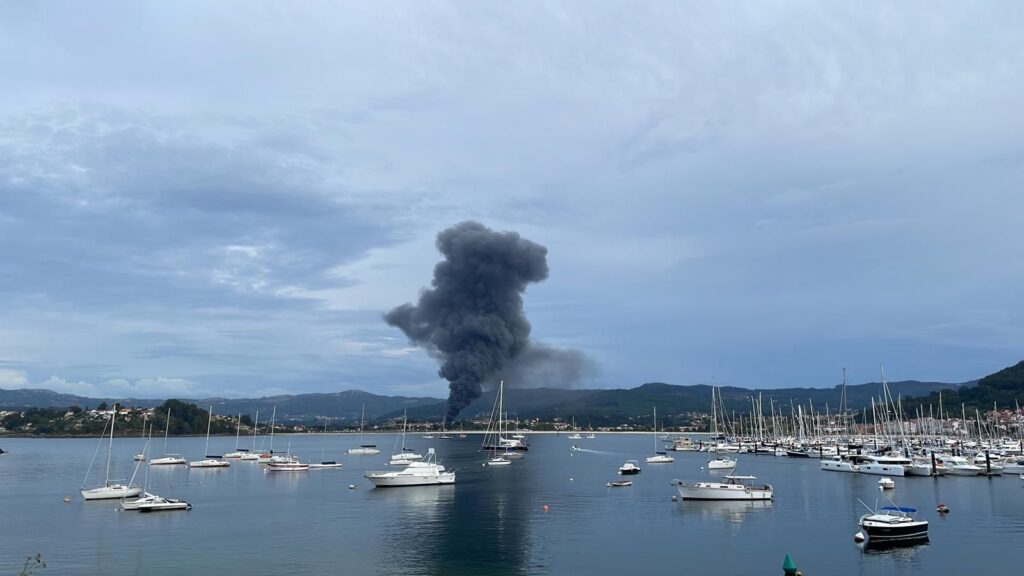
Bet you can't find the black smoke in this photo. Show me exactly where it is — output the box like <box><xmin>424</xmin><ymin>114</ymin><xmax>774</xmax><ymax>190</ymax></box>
<box><xmin>386</xmin><ymin>221</ymin><xmax>586</xmax><ymax>422</ymax></box>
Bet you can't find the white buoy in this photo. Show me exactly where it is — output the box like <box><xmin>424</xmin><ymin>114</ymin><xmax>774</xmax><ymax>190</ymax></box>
<box><xmin>854</xmin><ymin>531</ymin><xmax>866</xmax><ymax>543</ymax></box>
<box><xmin>671</xmin><ymin>495</ymin><xmax>678</xmax><ymax>502</ymax></box>
<box><xmin>348</xmin><ymin>484</ymin><xmax>356</xmax><ymax>490</ymax></box>
<box><xmin>570</xmin><ymin>478</ymin><xmax>574</xmax><ymax>482</ymax></box>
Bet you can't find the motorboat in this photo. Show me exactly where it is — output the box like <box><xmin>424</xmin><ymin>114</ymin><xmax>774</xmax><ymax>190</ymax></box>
<box><xmin>707</xmin><ymin>457</ymin><xmax>737</xmax><ymax>470</ymax></box>
<box><xmin>854</xmin><ymin>454</ymin><xmax>910</xmax><ymax>476</ymax></box>
<box><xmin>821</xmin><ymin>456</ymin><xmax>859</xmax><ymax>473</ymax></box>
<box><xmin>365</xmin><ymin>448</ymin><xmax>455</xmax><ymax>486</ymax></box>
<box><xmin>267</xmin><ymin>459</ymin><xmax>310</xmax><ymax>471</ymax></box>
<box><xmin>618</xmin><ymin>460</ymin><xmax>642</xmax><ymax>475</ymax></box>
<box><xmin>937</xmin><ymin>455</ymin><xmax>982</xmax><ymax>476</ymax></box>
<box><xmin>878</xmin><ymin>477</ymin><xmax>895</xmax><ymax>490</ymax></box>
<box><xmin>308</xmin><ymin>461</ymin><xmax>342</xmax><ymax>469</ymax></box>
<box><xmin>149</xmin><ymin>454</ymin><xmax>186</xmax><ymax>466</ymax></box>
<box><xmin>136</xmin><ymin>498</ymin><xmax>192</xmax><ymax>512</ymax></box>
<box><xmin>485</xmin><ymin>456</ymin><xmax>512</xmax><ymax>467</ymax></box>
<box><xmin>121</xmin><ymin>492</ymin><xmax>160</xmax><ymax>510</ymax></box>
<box><xmin>670</xmin><ymin>437</ymin><xmax>697</xmax><ymax>451</ymax></box>
<box><xmin>857</xmin><ymin>505</ymin><xmax>928</xmax><ymax>543</ymax></box>
<box><xmin>607</xmin><ymin>480</ymin><xmax>632</xmax><ymax>487</ymax></box>
<box><xmin>906</xmin><ymin>457</ymin><xmax>947</xmax><ymax>476</ymax></box>
<box><xmin>673</xmin><ymin>475</ymin><xmax>773</xmax><ymax>501</ymax></box>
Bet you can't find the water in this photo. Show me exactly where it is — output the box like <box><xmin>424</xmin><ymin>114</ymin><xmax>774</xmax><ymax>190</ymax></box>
<box><xmin>2</xmin><ymin>433</ymin><xmax>1022</xmax><ymax>575</ymax></box>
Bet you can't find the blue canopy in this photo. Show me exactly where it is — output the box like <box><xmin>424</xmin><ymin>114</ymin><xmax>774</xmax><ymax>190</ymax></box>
<box><xmin>881</xmin><ymin>506</ymin><xmax>917</xmax><ymax>513</ymax></box>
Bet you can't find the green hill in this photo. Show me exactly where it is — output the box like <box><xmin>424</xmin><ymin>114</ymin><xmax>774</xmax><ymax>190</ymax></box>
<box><xmin>903</xmin><ymin>361</ymin><xmax>1024</xmax><ymax>415</ymax></box>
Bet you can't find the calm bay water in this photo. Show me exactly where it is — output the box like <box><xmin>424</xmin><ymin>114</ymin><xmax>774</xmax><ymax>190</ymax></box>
<box><xmin>2</xmin><ymin>433</ymin><xmax>1023</xmax><ymax>575</ymax></box>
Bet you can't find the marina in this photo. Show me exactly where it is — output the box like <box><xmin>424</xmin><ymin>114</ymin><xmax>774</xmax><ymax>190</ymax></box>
<box><xmin>3</xmin><ymin>432</ymin><xmax>1024</xmax><ymax>574</ymax></box>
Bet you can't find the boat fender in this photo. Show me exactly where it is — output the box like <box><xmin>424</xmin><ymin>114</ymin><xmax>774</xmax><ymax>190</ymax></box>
<box><xmin>543</xmin><ymin>505</ymin><xmax>549</xmax><ymax>512</ymax></box>
<box><xmin>854</xmin><ymin>531</ymin><xmax>866</xmax><ymax>543</ymax></box>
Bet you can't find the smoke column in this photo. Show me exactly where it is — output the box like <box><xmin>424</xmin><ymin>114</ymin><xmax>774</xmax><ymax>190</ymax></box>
<box><xmin>385</xmin><ymin>221</ymin><xmax>550</xmax><ymax>422</ymax></box>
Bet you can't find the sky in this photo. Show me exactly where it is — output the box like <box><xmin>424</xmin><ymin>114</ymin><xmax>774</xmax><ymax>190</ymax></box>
<box><xmin>1</xmin><ymin>1</ymin><xmax>1023</xmax><ymax>400</ymax></box>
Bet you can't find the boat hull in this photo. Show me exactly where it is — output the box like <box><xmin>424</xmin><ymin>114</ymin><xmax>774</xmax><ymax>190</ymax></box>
<box><xmin>858</xmin><ymin>464</ymin><xmax>906</xmax><ymax>477</ymax></box>
<box><xmin>859</xmin><ymin>517</ymin><xmax>928</xmax><ymax>542</ymax></box>
<box><xmin>365</xmin><ymin>473</ymin><xmax>455</xmax><ymax>487</ymax></box>
<box><xmin>676</xmin><ymin>482</ymin><xmax>773</xmax><ymax>501</ymax></box>
<box><xmin>81</xmin><ymin>485</ymin><xmax>142</xmax><ymax>500</ymax></box>
<box><xmin>821</xmin><ymin>460</ymin><xmax>859</xmax><ymax>473</ymax></box>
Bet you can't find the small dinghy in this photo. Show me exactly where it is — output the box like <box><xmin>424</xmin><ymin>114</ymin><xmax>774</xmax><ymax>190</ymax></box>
<box><xmin>607</xmin><ymin>480</ymin><xmax>633</xmax><ymax>487</ymax></box>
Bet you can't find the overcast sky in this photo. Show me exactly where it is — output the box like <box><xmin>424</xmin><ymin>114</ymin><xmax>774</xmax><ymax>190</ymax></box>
<box><xmin>1</xmin><ymin>1</ymin><xmax>1022</xmax><ymax>400</ymax></box>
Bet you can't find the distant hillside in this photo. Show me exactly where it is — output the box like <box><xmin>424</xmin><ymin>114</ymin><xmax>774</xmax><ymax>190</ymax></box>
<box><xmin>903</xmin><ymin>361</ymin><xmax>1024</xmax><ymax>414</ymax></box>
<box><xmin>0</xmin><ymin>374</ymin><xmax>980</xmax><ymax>426</ymax></box>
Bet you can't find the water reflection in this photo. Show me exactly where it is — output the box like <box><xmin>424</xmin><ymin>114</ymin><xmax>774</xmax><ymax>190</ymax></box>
<box><xmin>679</xmin><ymin>500</ymin><xmax>774</xmax><ymax>523</ymax></box>
<box><xmin>859</xmin><ymin>539</ymin><xmax>930</xmax><ymax>558</ymax></box>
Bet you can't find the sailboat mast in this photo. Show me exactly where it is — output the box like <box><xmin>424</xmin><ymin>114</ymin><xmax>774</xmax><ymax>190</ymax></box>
<box><xmin>251</xmin><ymin>410</ymin><xmax>260</xmax><ymax>452</ymax></box>
<box><xmin>204</xmin><ymin>405</ymin><xmax>213</xmax><ymax>456</ymax></box>
<box><xmin>105</xmin><ymin>404</ymin><xmax>116</xmax><ymax>486</ymax></box>
<box><xmin>163</xmin><ymin>408</ymin><xmax>171</xmax><ymax>455</ymax></box>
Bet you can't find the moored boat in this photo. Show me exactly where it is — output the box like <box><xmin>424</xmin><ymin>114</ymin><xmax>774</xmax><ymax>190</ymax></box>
<box><xmin>858</xmin><ymin>505</ymin><xmax>928</xmax><ymax>543</ymax></box>
<box><xmin>365</xmin><ymin>448</ymin><xmax>454</xmax><ymax>486</ymax></box>
<box><xmin>618</xmin><ymin>460</ymin><xmax>642</xmax><ymax>475</ymax></box>
<box><xmin>673</xmin><ymin>475</ymin><xmax>773</xmax><ymax>501</ymax></box>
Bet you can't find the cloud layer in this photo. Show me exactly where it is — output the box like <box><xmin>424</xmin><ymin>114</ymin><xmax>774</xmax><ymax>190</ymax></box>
<box><xmin>2</xmin><ymin>2</ymin><xmax>1023</xmax><ymax>398</ymax></box>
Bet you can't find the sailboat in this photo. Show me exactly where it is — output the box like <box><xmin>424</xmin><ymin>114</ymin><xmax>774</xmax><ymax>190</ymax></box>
<box><xmin>256</xmin><ymin>406</ymin><xmax>278</xmax><ymax>462</ymax></box>
<box><xmin>567</xmin><ymin>416</ymin><xmax>582</xmax><ymax>440</ymax></box>
<box><xmin>240</xmin><ymin>410</ymin><xmax>261</xmax><ymax>460</ymax></box>
<box><xmin>189</xmin><ymin>405</ymin><xmax>230</xmax><ymax>468</ymax></box>
<box><xmin>309</xmin><ymin>420</ymin><xmax>343</xmax><ymax>469</ymax></box>
<box><xmin>223</xmin><ymin>413</ymin><xmax>248</xmax><ymax>459</ymax></box>
<box><xmin>348</xmin><ymin>405</ymin><xmax>380</xmax><ymax>455</ymax></box>
<box><xmin>123</xmin><ymin>423</ymin><xmax>191</xmax><ymax>511</ymax></box>
<box><xmin>646</xmin><ymin>406</ymin><xmax>674</xmax><ymax>463</ymax></box>
<box><xmin>133</xmin><ymin>414</ymin><xmax>148</xmax><ymax>461</ymax></box>
<box><xmin>483</xmin><ymin>380</ymin><xmax>520</xmax><ymax>466</ymax></box>
<box><xmin>149</xmin><ymin>407</ymin><xmax>186</xmax><ymax>466</ymax></box>
<box><xmin>389</xmin><ymin>411</ymin><xmax>423</xmax><ymax>466</ymax></box>
<box><xmin>81</xmin><ymin>405</ymin><xmax>143</xmax><ymax>500</ymax></box>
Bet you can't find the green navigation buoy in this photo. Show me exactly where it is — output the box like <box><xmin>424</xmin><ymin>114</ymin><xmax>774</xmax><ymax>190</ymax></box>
<box><xmin>783</xmin><ymin>553</ymin><xmax>798</xmax><ymax>576</ymax></box>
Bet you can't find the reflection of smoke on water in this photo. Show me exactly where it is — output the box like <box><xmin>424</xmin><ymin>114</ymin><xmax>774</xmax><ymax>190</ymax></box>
<box><xmin>372</xmin><ymin>448</ymin><xmax>532</xmax><ymax>576</ymax></box>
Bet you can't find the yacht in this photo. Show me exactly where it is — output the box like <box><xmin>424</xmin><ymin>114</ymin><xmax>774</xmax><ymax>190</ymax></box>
<box><xmin>80</xmin><ymin>407</ymin><xmax>142</xmax><ymax>500</ymax></box>
<box><xmin>644</xmin><ymin>406</ymin><xmax>674</xmax><ymax>463</ymax></box>
<box><xmin>906</xmin><ymin>457</ymin><xmax>948</xmax><ymax>476</ymax></box>
<box><xmin>188</xmin><ymin>405</ymin><xmax>230</xmax><ymax>468</ymax></box>
<box><xmin>136</xmin><ymin>497</ymin><xmax>192</xmax><ymax>512</ymax></box>
<box><xmin>267</xmin><ymin>459</ymin><xmax>310</xmax><ymax>471</ymax></box>
<box><xmin>669</xmin><ymin>437</ymin><xmax>697</xmax><ymax>452</ymax></box>
<box><xmin>854</xmin><ymin>454</ymin><xmax>910</xmax><ymax>476</ymax></box>
<box><xmin>820</xmin><ymin>456</ymin><xmax>859</xmax><ymax>473</ymax></box>
<box><xmin>857</xmin><ymin>505</ymin><xmax>928</xmax><ymax>543</ymax></box>
<box><xmin>707</xmin><ymin>457</ymin><xmax>737</xmax><ymax>470</ymax></box>
<box><xmin>618</xmin><ymin>460</ymin><xmax>642</xmax><ymax>475</ymax></box>
<box><xmin>937</xmin><ymin>455</ymin><xmax>982</xmax><ymax>476</ymax></box>
<box><xmin>365</xmin><ymin>448</ymin><xmax>455</xmax><ymax>486</ymax></box>
<box><xmin>673</xmin><ymin>475</ymin><xmax>773</xmax><ymax>501</ymax></box>
<box><xmin>348</xmin><ymin>405</ymin><xmax>381</xmax><ymax>455</ymax></box>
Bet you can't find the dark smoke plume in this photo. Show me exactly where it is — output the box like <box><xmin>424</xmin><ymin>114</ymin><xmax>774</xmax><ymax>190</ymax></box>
<box><xmin>386</xmin><ymin>221</ymin><xmax>580</xmax><ymax>422</ymax></box>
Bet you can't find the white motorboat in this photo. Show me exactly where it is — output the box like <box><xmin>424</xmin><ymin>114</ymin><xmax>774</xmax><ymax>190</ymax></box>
<box><xmin>820</xmin><ymin>456</ymin><xmax>859</xmax><ymax>473</ymax></box>
<box><xmin>365</xmin><ymin>448</ymin><xmax>455</xmax><ymax>486</ymax></box>
<box><xmin>1002</xmin><ymin>460</ymin><xmax>1024</xmax><ymax>474</ymax></box>
<box><xmin>855</xmin><ymin>454</ymin><xmax>910</xmax><ymax>476</ymax></box>
<box><xmin>707</xmin><ymin>457</ymin><xmax>737</xmax><ymax>470</ymax></box>
<box><xmin>121</xmin><ymin>492</ymin><xmax>160</xmax><ymax>510</ymax></box>
<box><xmin>485</xmin><ymin>456</ymin><xmax>512</xmax><ymax>466</ymax></box>
<box><xmin>673</xmin><ymin>475</ymin><xmax>773</xmax><ymax>501</ymax></box>
<box><xmin>878</xmin><ymin>477</ymin><xmax>895</xmax><ymax>489</ymax></box>
<box><xmin>618</xmin><ymin>460</ymin><xmax>642</xmax><ymax>475</ymax></box>
<box><xmin>857</xmin><ymin>505</ymin><xmax>928</xmax><ymax>543</ymax></box>
<box><xmin>937</xmin><ymin>455</ymin><xmax>982</xmax><ymax>476</ymax></box>
<box><xmin>149</xmin><ymin>454</ymin><xmax>186</xmax><ymax>466</ymax></box>
<box><xmin>81</xmin><ymin>406</ymin><xmax>142</xmax><ymax>501</ymax></box>
<box><xmin>136</xmin><ymin>497</ymin><xmax>192</xmax><ymax>512</ymax></box>
<box><xmin>267</xmin><ymin>459</ymin><xmax>310</xmax><ymax>471</ymax></box>
<box><xmin>669</xmin><ymin>437</ymin><xmax>697</xmax><ymax>451</ymax></box>
<box><xmin>189</xmin><ymin>405</ymin><xmax>230</xmax><ymax>468</ymax></box>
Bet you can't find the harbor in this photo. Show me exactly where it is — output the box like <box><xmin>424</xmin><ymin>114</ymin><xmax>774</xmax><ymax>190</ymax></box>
<box><xmin>2</xmin><ymin>431</ymin><xmax>1022</xmax><ymax>575</ymax></box>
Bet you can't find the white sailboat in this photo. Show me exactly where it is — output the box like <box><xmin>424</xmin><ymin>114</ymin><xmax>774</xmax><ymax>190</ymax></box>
<box><xmin>149</xmin><ymin>407</ymin><xmax>186</xmax><ymax>466</ymax></box>
<box><xmin>223</xmin><ymin>413</ymin><xmax>247</xmax><ymax>459</ymax></box>
<box><xmin>81</xmin><ymin>405</ymin><xmax>142</xmax><ymax>500</ymax></box>
<box><xmin>483</xmin><ymin>380</ymin><xmax>519</xmax><ymax>466</ymax></box>
<box><xmin>567</xmin><ymin>416</ymin><xmax>582</xmax><ymax>440</ymax></box>
<box><xmin>348</xmin><ymin>405</ymin><xmax>380</xmax><ymax>455</ymax></box>
<box><xmin>124</xmin><ymin>424</ymin><xmax>191</xmax><ymax>511</ymax></box>
<box><xmin>133</xmin><ymin>414</ymin><xmax>148</xmax><ymax>461</ymax></box>
<box><xmin>646</xmin><ymin>406</ymin><xmax>674</xmax><ymax>463</ymax></box>
<box><xmin>309</xmin><ymin>420</ymin><xmax>343</xmax><ymax>469</ymax></box>
<box><xmin>389</xmin><ymin>411</ymin><xmax>423</xmax><ymax>466</ymax></box>
<box><xmin>240</xmin><ymin>410</ymin><xmax>261</xmax><ymax>460</ymax></box>
<box><xmin>189</xmin><ymin>405</ymin><xmax>230</xmax><ymax>468</ymax></box>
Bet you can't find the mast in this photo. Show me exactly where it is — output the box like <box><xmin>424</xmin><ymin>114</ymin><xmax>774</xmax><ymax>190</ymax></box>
<box><xmin>105</xmin><ymin>404</ymin><xmax>117</xmax><ymax>487</ymax></box>
<box><xmin>251</xmin><ymin>410</ymin><xmax>260</xmax><ymax>453</ymax></box>
<box><xmin>269</xmin><ymin>406</ymin><xmax>277</xmax><ymax>453</ymax></box>
<box><xmin>204</xmin><ymin>405</ymin><xmax>213</xmax><ymax>456</ymax></box>
<box><xmin>235</xmin><ymin>412</ymin><xmax>241</xmax><ymax>449</ymax></box>
<box><xmin>163</xmin><ymin>407</ymin><xmax>171</xmax><ymax>455</ymax></box>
